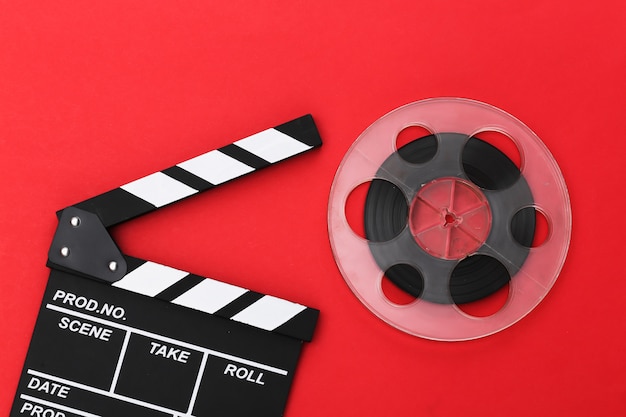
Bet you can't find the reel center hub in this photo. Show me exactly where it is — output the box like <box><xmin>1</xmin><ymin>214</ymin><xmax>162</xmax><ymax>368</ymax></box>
<box><xmin>409</xmin><ymin>177</ymin><xmax>491</xmax><ymax>260</ymax></box>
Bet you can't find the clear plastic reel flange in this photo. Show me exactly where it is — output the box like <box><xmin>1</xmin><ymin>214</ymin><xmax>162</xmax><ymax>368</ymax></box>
<box><xmin>327</xmin><ymin>97</ymin><xmax>572</xmax><ymax>341</ymax></box>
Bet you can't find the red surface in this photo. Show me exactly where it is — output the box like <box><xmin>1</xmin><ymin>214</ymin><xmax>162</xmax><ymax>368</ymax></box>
<box><xmin>1</xmin><ymin>1</ymin><xmax>625</xmax><ymax>415</ymax></box>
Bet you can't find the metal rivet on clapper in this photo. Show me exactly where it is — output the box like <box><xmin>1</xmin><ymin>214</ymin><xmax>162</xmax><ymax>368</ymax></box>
<box><xmin>108</xmin><ymin>261</ymin><xmax>118</xmax><ymax>272</ymax></box>
<box><xmin>60</xmin><ymin>247</ymin><xmax>70</xmax><ymax>257</ymax></box>
<box><xmin>70</xmin><ymin>216</ymin><xmax>81</xmax><ymax>227</ymax></box>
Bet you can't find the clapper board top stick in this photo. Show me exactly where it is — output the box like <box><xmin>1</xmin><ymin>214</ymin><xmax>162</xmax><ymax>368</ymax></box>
<box><xmin>11</xmin><ymin>115</ymin><xmax>321</xmax><ymax>417</ymax></box>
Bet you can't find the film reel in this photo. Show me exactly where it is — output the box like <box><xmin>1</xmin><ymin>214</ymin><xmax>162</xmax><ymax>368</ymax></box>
<box><xmin>328</xmin><ymin>98</ymin><xmax>571</xmax><ymax>341</ymax></box>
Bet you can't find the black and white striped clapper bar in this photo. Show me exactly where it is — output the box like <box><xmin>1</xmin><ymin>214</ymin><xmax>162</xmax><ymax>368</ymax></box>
<box><xmin>11</xmin><ymin>115</ymin><xmax>322</xmax><ymax>417</ymax></box>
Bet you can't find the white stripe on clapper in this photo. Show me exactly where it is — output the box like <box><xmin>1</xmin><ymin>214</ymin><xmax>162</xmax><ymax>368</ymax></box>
<box><xmin>177</xmin><ymin>149</ymin><xmax>254</xmax><ymax>185</ymax></box>
<box><xmin>172</xmin><ymin>278</ymin><xmax>248</xmax><ymax>314</ymax></box>
<box><xmin>235</xmin><ymin>128</ymin><xmax>312</xmax><ymax>163</ymax></box>
<box><xmin>231</xmin><ymin>295</ymin><xmax>306</xmax><ymax>331</ymax></box>
<box><xmin>121</xmin><ymin>172</ymin><xmax>197</xmax><ymax>208</ymax></box>
<box><xmin>112</xmin><ymin>261</ymin><xmax>189</xmax><ymax>297</ymax></box>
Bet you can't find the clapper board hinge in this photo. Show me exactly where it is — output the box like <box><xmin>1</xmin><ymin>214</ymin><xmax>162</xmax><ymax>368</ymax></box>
<box><xmin>47</xmin><ymin>207</ymin><xmax>127</xmax><ymax>283</ymax></box>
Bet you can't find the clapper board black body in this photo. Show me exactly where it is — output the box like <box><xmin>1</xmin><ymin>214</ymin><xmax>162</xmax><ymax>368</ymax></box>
<box><xmin>11</xmin><ymin>115</ymin><xmax>321</xmax><ymax>417</ymax></box>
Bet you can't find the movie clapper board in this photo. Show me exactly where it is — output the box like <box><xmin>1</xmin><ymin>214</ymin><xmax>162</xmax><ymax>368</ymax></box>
<box><xmin>11</xmin><ymin>115</ymin><xmax>322</xmax><ymax>417</ymax></box>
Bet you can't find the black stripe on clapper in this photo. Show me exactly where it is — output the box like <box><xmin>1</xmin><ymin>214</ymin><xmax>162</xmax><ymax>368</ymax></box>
<box><xmin>155</xmin><ymin>273</ymin><xmax>206</xmax><ymax>302</ymax></box>
<box><xmin>275</xmin><ymin>114</ymin><xmax>323</xmax><ymax>147</ymax></box>
<box><xmin>123</xmin><ymin>256</ymin><xmax>146</xmax><ymax>275</ymax></box>
<box><xmin>274</xmin><ymin>308</ymin><xmax>320</xmax><ymax>342</ymax></box>
<box><xmin>162</xmin><ymin>166</ymin><xmax>214</xmax><ymax>192</ymax></box>
<box><xmin>219</xmin><ymin>144</ymin><xmax>271</xmax><ymax>170</ymax></box>
<box><xmin>71</xmin><ymin>188</ymin><xmax>156</xmax><ymax>228</ymax></box>
<box><xmin>214</xmin><ymin>291</ymin><xmax>265</xmax><ymax>318</ymax></box>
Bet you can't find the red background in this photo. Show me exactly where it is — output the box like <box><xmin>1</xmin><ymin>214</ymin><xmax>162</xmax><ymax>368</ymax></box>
<box><xmin>1</xmin><ymin>1</ymin><xmax>625</xmax><ymax>415</ymax></box>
